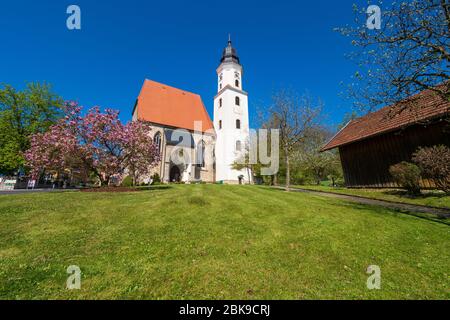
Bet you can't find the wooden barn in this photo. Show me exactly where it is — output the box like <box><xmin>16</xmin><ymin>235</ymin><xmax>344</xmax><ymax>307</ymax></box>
<box><xmin>322</xmin><ymin>88</ymin><xmax>450</xmax><ymax>188</ymax></box>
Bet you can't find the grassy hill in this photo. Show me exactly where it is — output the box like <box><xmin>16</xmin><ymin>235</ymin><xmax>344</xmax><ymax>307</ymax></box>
<box><xmin>0</xmin><ymin>185</ymin><xmax>448</xmax><ymax>299</ymax></box>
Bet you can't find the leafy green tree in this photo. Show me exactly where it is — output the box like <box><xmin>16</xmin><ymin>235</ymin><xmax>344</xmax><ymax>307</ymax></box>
<box><xmin>0</xmin><ymin>83</ymin><xmax>63</xmax><ymax>174</ymax></box>
<box><xmin>327</xmin><ymin>155</ymin><xmax>344</xmax><ymax>187</ymax></box>
<box><xmin>297</xmin><ymin>127</ymin><xmax>343</xmax><ymax>186</ymax></box>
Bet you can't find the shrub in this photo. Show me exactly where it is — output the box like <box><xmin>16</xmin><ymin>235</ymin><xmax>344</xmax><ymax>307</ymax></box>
<box><xmin>413</xmin><ymin>145</ymin><xmax>450</xmax><ymax>193</ymax></box>
<box><xmin>121</xmin><ymin>175</ymin><xmax>133</xmax><ymax>187</ymax></box>
<box><xmin>291</xmin><ymin>172</ymin><xmax>307</xmax><ymax>185</ymax></box>
<box><xmin>151</xmin><ymin>173</ymin><xmax>161</xmax><ymax>185</ymax></box>
<box><xmin>389</xmin><ymin>162</ymin><xmax>422</xmax><ymax>195</ymax></box>
<box><xmin>328</xmin><ymin>175</ymin><xmax>345</xmax><ymax>187</ymax></box>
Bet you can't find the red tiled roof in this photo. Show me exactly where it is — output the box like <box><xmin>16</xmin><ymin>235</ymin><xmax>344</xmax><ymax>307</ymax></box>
<box><xmin>322</xmin><ymin>87</ymin><xmax>450</xmax><ymax>151</ymax></box>
<box><xmin>134</xmin><ymin>79</ymin><xmax>214</xmax><ymax>133</ymax></box>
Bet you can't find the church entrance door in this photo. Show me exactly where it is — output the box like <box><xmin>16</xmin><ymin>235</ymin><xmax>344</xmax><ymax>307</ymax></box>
<box><xmin>169</xmin><ymin>165</ymin><xmax>181</xmax><ymax>183</ymax></box>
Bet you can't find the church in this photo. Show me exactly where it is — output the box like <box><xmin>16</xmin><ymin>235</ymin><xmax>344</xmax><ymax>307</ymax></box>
<box><xmin>131</xmin><ymin>37</ymin><xmax>250</xmax><ymax>184</ymax></box>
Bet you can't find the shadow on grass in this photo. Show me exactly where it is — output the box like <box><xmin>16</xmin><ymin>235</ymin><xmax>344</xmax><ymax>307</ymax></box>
<box><xmin>81</xmin><ymin>185</ymin><xmax>172</xmax><ymax>193</ymax></box>
<box><xmin>188</xmin><ymin>196</ymin><xmax>210</xmax><ymax>206</ymax></box>
<box><xmin>342</xmin><ymin>201</ymin><xmax>450</xmax><ymax>226</ymax></box>
<box><xmin>382</xmin><ymin>189</ymin><xmax>447</xmax><ymax>199</ymax></box>
<box><xmin>261</xmin><ymin>186</ymin><xmax>450</xmax><ymax>226</ymax></box>
<box><xmin>139</xmin><ymin>185</ymin><xmax>172</xmax><ymax>191</ymax></box>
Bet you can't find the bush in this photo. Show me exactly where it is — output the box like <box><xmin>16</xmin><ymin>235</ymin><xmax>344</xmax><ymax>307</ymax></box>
<box><xmin>413</xmin><ymin>145</ymin><xmax>450</xmax><ymax>193</ymax></box>
<box><xmin>389</xmin><ymin>162</ymin><xmax>422</xmax><ymax>195</ymax></box>
<box><xmin>291</xmin><ymin>172</ymin><xmax>307</xmax><ymax>185</ymax></box>
<box><xmin>121</xmin><ymin>175</ymin><xmax>133</xmax><ymax>187</ymax></box>
<box><xmin>151</xmin><ymin>173</ymin><xmax>161</xmax><ymax>185</ymax></box>
<box><xmin>328</xmin><ymin>175</ymin><xmax>345</xmax><ymax>187</ymax></box>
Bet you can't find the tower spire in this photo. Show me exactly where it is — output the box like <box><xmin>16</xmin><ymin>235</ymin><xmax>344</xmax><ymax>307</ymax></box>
<box><xmin>220</xmin><ymin>34</ymin><xmax>240</xmax><ymax>65</ymax></box>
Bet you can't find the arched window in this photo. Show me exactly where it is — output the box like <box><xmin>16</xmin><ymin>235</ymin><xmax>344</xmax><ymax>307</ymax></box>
<box><xmin>196</xmin><ymin>140</ymin><xmax>206</xmax><ymax>168</ymax></box>
<box><xmin>235</xmin><ymin>80</ymin><xmax>240</xmax><ymax>88</ymax></box>
<box><xmin>236</xmin><ymin>140</ymin><xmax>242</xmax><ymax>152</ymax></box>
<box><xmin>219</xmin><ymin>98</ymin><xmax>222</xmax><ymax>107</ymax></box>
<box><xmin>219</xmin><ymin>120</ymin><xmax>222</xmax><ymax>129</ymax></box>
<box><xmin>236</xmin><ymin>119</ymin><xmax>241</xmax><ymax>129</ymax></box>
<box><xmin>235</xmin><ymin>96</ymin><xmax>240</xmax><ymax>106</ymax></box>
<box><xmin>154</xmin><ymin>132</ymin><xmax>161</xmax><ymax>152</ymax></box>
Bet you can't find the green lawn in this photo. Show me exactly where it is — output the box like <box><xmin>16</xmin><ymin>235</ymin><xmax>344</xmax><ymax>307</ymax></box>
<box><xmin>294</xmin><ymin>185</ymin><xmax>450</xmax><ymax>209</ymax></box>
<box><xmin>0</xmin><ymin>185</ymin><xmax>449</xmax><ymax>299</ymax></box>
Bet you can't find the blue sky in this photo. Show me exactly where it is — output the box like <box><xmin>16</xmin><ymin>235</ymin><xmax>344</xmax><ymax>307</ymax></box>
<box><xmin>0</xmin><ymin>0</ymin><xmax>361</xmax><ymax>129</ymax></box>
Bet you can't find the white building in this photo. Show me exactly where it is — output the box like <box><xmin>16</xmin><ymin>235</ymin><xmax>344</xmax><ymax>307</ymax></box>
<box><xmin>214</xmin><ymin>37</ymin><xmax>251</xmax><ymax>184</ymax></box>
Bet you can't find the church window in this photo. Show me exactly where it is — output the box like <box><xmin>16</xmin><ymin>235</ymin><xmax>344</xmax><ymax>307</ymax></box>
<box><xmin>219</xmin><ymin>120</ymin><xmax>222</xmax><ymax>129</ymax></box>
<box><xmin>154</xmin><ymin>132</ymin><xmax>161</xmax><ymax>152</ymax></box>
<box><xmin>236</xmin><ymin>119</ymin><xmax>241</xmax><ymax>129</ymax></box>
<box><xmin>219</xmin><ymin>98</ymin><xmax>222</xmax><ymax>107</ymax></box>
<box><xmin>196</xmin><ymin>140</ymin><xmax>206</xmax><ymax>168</ymax></box>
<box><xmin>235</xmin><ymin>80</ymin><xmax>240</xmax><ymax>88</ymax></box>
<box><xmin>235</xmin><ymin>96</ymin><xmax>240</xmax><ymax>106</ymax></box>
<box><xmin>236</xmin><ymin>140</ymin><xmax>242</xmax><ymax>152</ymax></box>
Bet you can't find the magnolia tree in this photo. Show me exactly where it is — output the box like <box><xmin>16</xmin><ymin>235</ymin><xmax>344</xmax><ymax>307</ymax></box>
<box><xmin>25</xmin><ymin>102</ymin><xmax>160</xmax><ymax>186</ymax></box>
<box><xmin>122</xmin><ymin>120</ymin><xmax>162</xmax><ymax>186</ymax></box>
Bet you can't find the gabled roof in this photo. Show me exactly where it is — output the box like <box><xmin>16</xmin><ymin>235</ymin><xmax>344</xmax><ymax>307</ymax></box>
<box><xmin>133</xmin><ymin>79</ymin><xmax>214</xmax><ymax>133</ymax></box>
<box><xmin>322</xmin><ymin>87</ymin><xmax>450</xmax><ymax>151</ymax></box>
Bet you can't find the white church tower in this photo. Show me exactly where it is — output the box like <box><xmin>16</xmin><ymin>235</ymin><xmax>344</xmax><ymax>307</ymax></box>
<box><xmin>214</xmin><ymin>36</ymin><xmax>250</xmax><ymax>184</ymax></box>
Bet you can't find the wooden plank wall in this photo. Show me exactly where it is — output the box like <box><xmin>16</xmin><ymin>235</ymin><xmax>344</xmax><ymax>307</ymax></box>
<box><xmin>339</xmin><ymin>120</ymin><xmax>450</xmax><ymax>188</ymax></box>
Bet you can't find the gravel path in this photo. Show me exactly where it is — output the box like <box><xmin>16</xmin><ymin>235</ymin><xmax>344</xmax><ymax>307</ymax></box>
<box><xmin>273</xmin><ymin>186</ymin><xmax>450</xmax><ymax>218</ymax></box>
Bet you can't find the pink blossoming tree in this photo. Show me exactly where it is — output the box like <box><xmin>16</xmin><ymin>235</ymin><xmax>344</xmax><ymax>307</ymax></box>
<box><xmin>25</xmin><ymin>102</ymin><xmax>160</xmax><ymax>186</ymax></box>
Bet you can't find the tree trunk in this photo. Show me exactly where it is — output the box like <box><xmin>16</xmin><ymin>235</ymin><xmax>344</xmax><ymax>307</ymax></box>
<box><xmin>285</xmin><ymin>145</ymin><xmax>290</xmax><ymax>191</ymax></box>
<box><xmin>132</xmin><ymin>170</ymin><xmax>137</xmax><ymax>187</ymax></box>
<box><xmin>105</xmin><ymin>175</ymin><xmax>110</xmax><ymax>187</ymax></box>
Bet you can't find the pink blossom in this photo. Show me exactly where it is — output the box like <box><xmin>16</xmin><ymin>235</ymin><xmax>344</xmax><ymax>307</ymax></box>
<box><xmin>25</xmin><ymin>102</ymin><xmax>161</xmax><ymax>185</ymax></box>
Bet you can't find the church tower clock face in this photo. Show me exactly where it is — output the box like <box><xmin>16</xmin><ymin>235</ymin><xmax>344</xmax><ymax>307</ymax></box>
<box><xmin>213</xmin><ymin>36</ymin><xmax>250</xmax><ymax>184</ymax></box>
